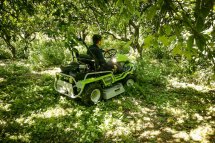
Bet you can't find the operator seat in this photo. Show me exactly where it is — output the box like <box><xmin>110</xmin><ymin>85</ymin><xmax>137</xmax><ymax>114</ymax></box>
<box><xmin>71</xmin><ymin>48</ymin><xmax>97</xmax><ymax>71</ymax></box>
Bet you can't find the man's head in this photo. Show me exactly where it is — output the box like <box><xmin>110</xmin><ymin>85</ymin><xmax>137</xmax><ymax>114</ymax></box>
<box><xmin>92</xmin><ymin>34</ymin><xmax>102</xmax><ymax>45</ymax></box>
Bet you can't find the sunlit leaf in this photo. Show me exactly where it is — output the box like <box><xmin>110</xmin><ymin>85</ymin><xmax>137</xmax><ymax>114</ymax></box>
<box><xmin>158</xmin><ymin>35</ymin><xmax>169</xmax><ymax>46</ymax></box>
<box><xmin>184</xmin><ymin>50</ymin><xmax>192</xmax><ymax>60</ymax></box>
<box><xmin>164</xmin><ymin>25</ymin><xmax>172</xmax><ymax>35</ymax></box>
<box><xmin>146</xmin><ymin>5</ymin><xmax>157</xmax><ymax>20</ymax></box>
<box><xmin>144</xmin><ymin>35</ymin><xmax>154</xmax><ymax>48</ymax></box>
<box><xmin>172</xmin><ymin>42</ymin><xmax>182</xmax><ymax>56</ymax></box>
<box><xmin>124</xmin><ymin>40</ymin><xmax>132</xmax><ymax>48</ymax></box>
<box><xmin>187</xmin><ymin>35</ymin><xmax>194</xmax><ymax>50</ymax></box>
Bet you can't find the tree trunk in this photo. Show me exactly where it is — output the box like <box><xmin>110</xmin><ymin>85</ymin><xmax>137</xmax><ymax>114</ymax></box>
<box><xmin>129</xmin><ymin>20</ymin><xmax>143</xmax><ymax>58</ymax></box>
<box><xmin>2</xmin><ymin>36</ymin><xmax>16</xmax><ymax>58</ymax></box>
<box><xmin>8</xmin><ymin>42</ymin><xmax>16</xmax><ymax>59</ymax></box>
<box><xmin>24</xmin><ymin>45</ymin><xmax>29</xmax><ymax>59</ymax></box>
<box><xmin>131</xmin><ymin>42</ymin><xmax>143</xmax><ymax>58</ymax></box>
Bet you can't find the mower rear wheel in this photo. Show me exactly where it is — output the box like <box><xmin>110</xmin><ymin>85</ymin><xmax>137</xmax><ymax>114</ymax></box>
<box><xmin>82</xmin><ymin>83</ymin><xmax>102</xmax><ymax>105</ymax></box>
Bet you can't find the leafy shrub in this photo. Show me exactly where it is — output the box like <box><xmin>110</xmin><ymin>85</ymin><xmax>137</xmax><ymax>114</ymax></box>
<box><xmin>13</xmin><ymin>40</ymin><xmax>27</xmax><ymax>59</ymax></box>
<box><xmin>135</xmin><ymin>57</ymin><xmax>167</xmax><ymax>87</ymax></box>
<box><xmin>0</xmin><ymin>47</ymin><xmax>12</xmax><ymax>59</ymax></box>
<box><xmin>104</xmin><ymin>40</ymin><xmax>130</xmax><ymax>54</ymax></box>
<box><xmin>151</xmin><ymin>46</ymin><xmax>171</xmax><ymax>60</ymax></box>
<box><xmin>29</xmin><ymin>41</ymin><xmax>67</xmax><ymax>70</ymax></box>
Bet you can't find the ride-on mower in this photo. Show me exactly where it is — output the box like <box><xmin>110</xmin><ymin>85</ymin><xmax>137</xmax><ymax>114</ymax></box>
<box><xmin>54</xmin><ymin>39</ymin><xmax>135</xmax><ymax>105</ymax></box>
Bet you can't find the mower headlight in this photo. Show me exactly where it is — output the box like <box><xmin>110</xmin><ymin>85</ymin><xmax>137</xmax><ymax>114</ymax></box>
<box><xmin>112</xmin><ymin>58</ymin><xmax>117</xmax><ymax>63</ymax></box>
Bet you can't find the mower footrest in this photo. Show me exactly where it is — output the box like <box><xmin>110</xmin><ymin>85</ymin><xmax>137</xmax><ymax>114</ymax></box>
<box><xmin>55</xmin><ymin>79</ymin><xmax>76</xmax><ymax>98</ymax></box>
<box><xmin>103</xmin><ymin>83</ymin><xmax>125</xmax><ymax>99</ymax></box>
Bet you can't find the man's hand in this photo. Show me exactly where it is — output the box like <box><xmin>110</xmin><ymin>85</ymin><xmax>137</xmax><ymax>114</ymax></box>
<box><xmin>104</xmin><ymin>49</ymin><xmax>108</xmax><ymax>52</ymax></box>
<box><xmin>113</xmin><ymin>65</ymin><xmax>117</xmax><ymax>72</ymax></box>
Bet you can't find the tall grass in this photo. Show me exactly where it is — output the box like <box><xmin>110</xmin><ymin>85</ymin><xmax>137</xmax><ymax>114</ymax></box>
<box><xmin>29</xmin><ymin>41</ymin><xmax>71</xmax><ymax>70</ymax></box>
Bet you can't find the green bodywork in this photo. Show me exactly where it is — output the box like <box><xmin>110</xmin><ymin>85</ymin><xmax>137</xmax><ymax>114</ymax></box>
<box><xmin>78</xmin><ymin>63</ymin><xmax>133</xmax><ymax>88</ymax></box>
<box><xmin>55</xmin><ymin>53</ymin><xmax>135</xmax><ymax>98</ymax></box>
<box><xmin>115</xmin><ymin>54</ymin><xmax>129</xmax><ymax>62</ymax></box>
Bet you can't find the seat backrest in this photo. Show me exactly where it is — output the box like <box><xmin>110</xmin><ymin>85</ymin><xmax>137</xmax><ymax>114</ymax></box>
<box><xmin>87</xmin><ymin>49</ymin><xmax>101</xmax><ymax>71</ymax></box>
<box><xmin>71</xmin><ymin>48</ymin><xmax>79</xmax><ymax>62</ymax></box>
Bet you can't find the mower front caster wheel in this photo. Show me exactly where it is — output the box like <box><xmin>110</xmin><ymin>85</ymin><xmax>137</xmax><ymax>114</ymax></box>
<box><xmin>124</xmin><ymin>75</ymin><xmax>135</xmax><ymax>87</ymax></box>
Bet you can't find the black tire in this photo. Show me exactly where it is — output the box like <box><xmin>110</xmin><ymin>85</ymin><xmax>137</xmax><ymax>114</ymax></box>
<box><xmin>123</xmin><ymin>74</ymin><xmax>135</xmax><ymax>87</ymax></box>
<box><xmin>82</xmin><ymin>83</ymin><xmax>103</xmax><ymax>105</ymax></box>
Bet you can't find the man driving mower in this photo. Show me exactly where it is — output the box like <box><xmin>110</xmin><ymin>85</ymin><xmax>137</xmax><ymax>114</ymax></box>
<box><xmin>55</xmin><ymin>34</ymin><xmax>135</xmax><ymax>104</ymax></box>
<box><xmin>87</xmin><ymin>34</ymin><xmax>122</xmax><ymax>72</ymax></box>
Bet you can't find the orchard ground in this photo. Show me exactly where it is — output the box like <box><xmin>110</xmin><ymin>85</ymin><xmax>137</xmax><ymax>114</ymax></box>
<box><xmin>0</xmin><ymin>60</ymin><xmax>214</xmax><ymax>143</ymax></box>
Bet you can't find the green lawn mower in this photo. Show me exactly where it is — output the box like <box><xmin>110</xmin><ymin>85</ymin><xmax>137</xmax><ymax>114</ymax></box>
<box><xmin>54</xmin><ymin>40</ymin><xmax>135</xmax><ymax>105</ymax></box>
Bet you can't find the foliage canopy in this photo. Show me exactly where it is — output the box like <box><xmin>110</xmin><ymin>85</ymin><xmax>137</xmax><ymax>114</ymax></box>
<box><xmin>0</xmin><ymin>0</ymin><xmax>214</xmax><ymax>72</ymax></box>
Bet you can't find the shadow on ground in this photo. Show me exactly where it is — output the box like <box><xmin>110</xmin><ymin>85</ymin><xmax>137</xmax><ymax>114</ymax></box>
<box><xmin>0</xmin><ymin>61</ymin><xmax>214</xmax><ymax>142</ymax></box>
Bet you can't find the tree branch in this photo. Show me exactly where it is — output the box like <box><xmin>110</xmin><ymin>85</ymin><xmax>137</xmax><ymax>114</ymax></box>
<box><xmin>102</xmin><ymin>31</ymin><xmax>129</xmax><ymax>42</ymax></box>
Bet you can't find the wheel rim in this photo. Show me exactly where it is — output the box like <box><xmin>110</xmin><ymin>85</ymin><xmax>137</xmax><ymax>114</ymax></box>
<box><xmin>126</xmin><ymin>79</ymin><xmax>134</xmax><ymax>86</ymax></box>
<box><xmin>90</xmin><ymin>89</ymin><xmax>101</xmax><ymax>103</ymax></box>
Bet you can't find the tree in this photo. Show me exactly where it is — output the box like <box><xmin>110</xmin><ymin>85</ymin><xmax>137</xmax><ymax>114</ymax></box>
<box><xmin>0</xmin><ymin>0</ymin><xmax>214</xmax><ymax>71</ymax></box>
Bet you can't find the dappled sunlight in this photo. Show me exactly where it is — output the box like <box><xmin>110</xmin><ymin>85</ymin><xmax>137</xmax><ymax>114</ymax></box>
<box><xmin>165</xmin><ymin>107</ymin><xmax>185</xmax><ymax>117</ymax></box>
<box><xmin>15</xmin><ymin>105</ymin><xmax>72</xmax><ymax>126</ymax></box>
<box><xmin>98</xmin><ymin>93</ymin><xmax>214</xmax><ymax>142</ymax></box>
<box><xmin>0</xmin><ymin>77</ymin><xmax>6</xmax><ymax>83</ymax></box>
<box><xmin>0</xmin><ymin>102</ymin><xmax>11</xmax><ymax>112</ymax></box>
<box><xmin>164</xmin><ymin>106</ymin><xmax>188</xmax><ymax>124</ymax></box>
<box><xmin>15</xmin><ymin>61</ymin><xmax>31</xmax><ymax>67</ymax></box>
<box><xmin>32</xmin><ymin>67</ymin><xmax>61</xmax><ymax>76</ymax></box>
<box><xmin>162</xmin><ymin>124</ymin><xmax>213</xmax><ymax>142</ymax></box>
<box><xmin>2</xmin><ymin>91</ymin><xmax>214</xmax><ymax>142</ymax></box>
<box><xmin>33</xmin><ymin>106</ymin><xmax>68</xmax><ymax>118</ymax></box>
<box><xmin>8</xmin><ymin>134</ymin><xmax>31</xmax><ymax>142</ymax></box>
<box><xmin>0</xmin><ymin>0</ymin><xmax>215</xmax><ymax>140</ymax></box>
<box><xmin>139</xmin><ymin>130</ymin><xmax>161</xmax><ymax>139</ymax></box>
<box><xmin>163</xmin><ymin>127</ymin><xmax>177</xmax><ymax>134</ymax></box>
<box><xmin>128</xmin><ymin>49</ymin><xmax>139</xmax><ymax>62</ymax></box>
<box><xmin>207</xmin><ymin>106</ymin><xmax>215</xmax><ymax>116</ymax></box>
<box><xmin>98</xmin><ymin>98</ymin><xmax>160</xmax><ymax>142</ymax></box>
<box><xmin>167</xmin><ymin>77</ymin><xmax>213</xmax><ymax>92</ymax></box>
<box><xmin>173</xmin><ymin>131</ymin><xmax>190</xmax><ymax>141</ymax></box>
<box><xmin>0</xmin><ymin>120</ymin><xmax>7</xmax><ymax>127</ymax></box>
<box><xmin>1</xmin><ymin>60</ymin><xmax>214</xmax><ymax>142</ymax></box>
<box><xmin>0</xmin><ymin>63</ymin><xmax>6</xmax><ymax>66</ymax></box>
<box><xmin>138</xmin><ymin>106</ymin><xmax>156</xmax><ymax>116</ymax></box>
<box><xmin>102</xmin><ymin>116</ymin><xmax>131</xmax><ymax>139</ymax></box>
<box><xmin>161</xmin><ymin>126</ymin><xmax>184</xmax><ymax>141</ymax></box>
<box><xmin>193</xmin><ymin>113</ymin><xmax>204</xmax><ymax>121</ymax></box>
<box><xmin>190</xmin><ymin>124</ymin><xmax>213</xmax><ymax>142</ymax></box>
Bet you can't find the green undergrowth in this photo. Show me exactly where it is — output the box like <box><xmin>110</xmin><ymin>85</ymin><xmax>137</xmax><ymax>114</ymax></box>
<box><xmin>0</xmin><ymin>60</ymin><xmax>214</xmax><ymax>143</ymax></box>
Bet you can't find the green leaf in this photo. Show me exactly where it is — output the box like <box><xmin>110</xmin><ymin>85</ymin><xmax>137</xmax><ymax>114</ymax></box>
<box><xmin>158</xmin><ymin>35</ymin><xmax>169</xmax><ymax>46</ymax></box>
<box><xmin>120</xmin><ymin>5</ymin><xmax>124</xmax><ymax>14</ymax></box>
<box><xmin>116</xmin><ymin>0</ymin><xmax>123</xmax><ymax>7</ymax></box>
<box><xmin>196</xmin><ymin>20</ymin><xmax>204</xmax><ymax>32</ymax></box>
<box><xmin>125</xmin><ymin>0</ymin><xmax>134</xmax><ymax>13</ymax></box>
<box><xmin>144</xmin><ymin>35</ymin><xmax>154</xmax><ymax>48</ymax></box>
<box><xmin>135</xmin><ymin>11</ymin><xmax>141</xmax><ymax>18</ymax></box>
<box><xmin>169</xmin><ymin>35</ymin><xmax>177</xmax><ymax>44</ymax></box>
<box><xmin>172</xmin><ymin>43</ymin><xmax>182</xmax><ymax>56</ymax></box>
<box><xmin>164</xmin><ymin>25</ymin><xmax>172</xmax><ymax>35</ymax></box>
<box><xmin>187</xmin><ymin>35</ymin><xmax>194</xmax><ymax>50</ymax></box>
<box><xmin>184</xmin><ymin>50</ymin><xmax>192</xmax><ymax>60</ymax></box>
<box><xmin>123</xmin><ymin>40</ymin><xmax>132</xmax><ymax>49</ymax></box>
<box><xmin>146</xmin><ymin>5</ymin><xmax>157</xmax><ymax>20</ymax></box>
<box><xmin>195</xmin><ymin>34</ymin><xmax>206</xmax><ymax>51</ymax></box>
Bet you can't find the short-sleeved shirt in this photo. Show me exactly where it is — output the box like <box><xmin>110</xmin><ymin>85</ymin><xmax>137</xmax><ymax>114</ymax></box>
<box><xmin>87</xmin><ymin>44</ymin><xmax>106</xmax><ymax>66</ymax></box>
